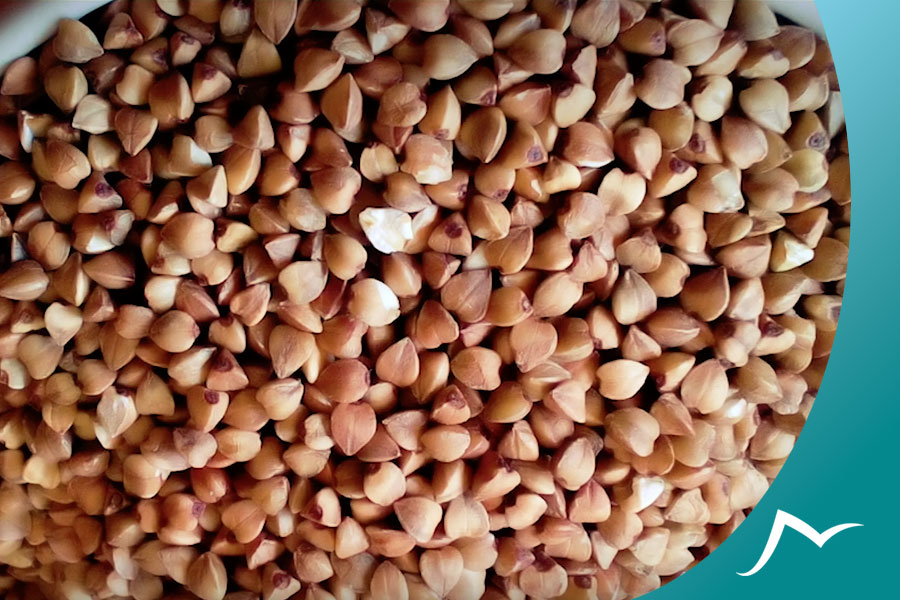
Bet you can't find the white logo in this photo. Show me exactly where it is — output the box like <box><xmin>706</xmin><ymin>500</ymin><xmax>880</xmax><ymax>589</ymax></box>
<box><xmin>737</xmin><ymin>509</ymin><xmax>863</xmax><ymax>576</ymax></box>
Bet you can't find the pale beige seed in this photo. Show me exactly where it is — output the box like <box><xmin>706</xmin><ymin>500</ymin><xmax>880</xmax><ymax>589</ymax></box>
<box><xmin>278</xmin><ymin>260</ymin><xmax>328</xmax><ymax>305</ymax></box>
<box><xmin>420</xmin><ymin>547</ymin><xmax>464</xmax><ymax>597</ymax></box>
<box><xmin>348</xmin><ymin>279</ymin><xmax>401</xmax><ymax>327</ymax></box>
<box><xmin>572</xmin><ymin>0</ymin><xmax>620</xmax><ymax>48</ymax></box>
<box><xmin>739</xmin><ymin>79</ymin><xmax>791</xmax><ymax>134</ymax></box>
<box><xmin>680</xmin><ymin>359</ymin><xmax>729</xmax><ymax>414</ymax></box>
<box><xmin>422</xmin><ymin>35</ymin><xmax>478</xmax><ymax>80</ymax></box>
<box><xmin>597</xmin><ymin>359</ymin><xmax>649</xmax><ymax>400</ymax></box>
<box><xmin>395</xmin><ymin>496</ymin><xmax>443</xmax><ymax>544</ymax></box>
<box><xmin>605</xmin><ymin>407</ymin><xmax>660</xmax><ymax>458</ymax></box>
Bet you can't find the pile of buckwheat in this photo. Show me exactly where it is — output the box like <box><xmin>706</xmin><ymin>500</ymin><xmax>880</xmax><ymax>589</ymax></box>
<box><xmin>0</xmin><ymin>0</ymin><xmax>849</xmax><ymax>598</ymax></box>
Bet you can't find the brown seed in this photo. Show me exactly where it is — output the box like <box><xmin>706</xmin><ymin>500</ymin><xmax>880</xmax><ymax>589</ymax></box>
<box><xmin>561</xmin><ymin>121</ymin><xmax>614</xmax><ymax>168</ymax></box>
<box><xmin>0</xmin><ymin>260</ymin><xmax>50</xmax><ymax>300</ymax></box>
<box><xmin>394</xmin><ymin>496</ymin><xmax>443</xmax><ymax>543</ymax></box>
<box><xmin>453</xmin><ymin>65</ymin><xmax>499</xmax><ymax>107</ymax></box>
<box><xmin>150</xmin><ymin>310</ymin><xmax>200</xmax><ymax>353</ymax></box>
<box><xmin>731</xmin><ymin>0</ymin><xmax>779</xmax><ymax>41</ymax></box>
<box><xmin>322</xmin><ymin>73</ymin><xmax>363</xmax><ymax>133</ymax></box>
<box><xmin>440</xmin><ymin>269</ymin><xmax>491</xmax><ymax>323</ymax></box>
<box><xmin>572</xmin><ymin>0</ymin><xmax>620</xmax><ymax>48</ymax></box>
<box><xmin>717</xmin><ymin>235</ymin><xmax>773</xmax><ymax>279</ymax></box>
<box><xmin>486</xmin><ymin>286</ymin><xmax>533</xmax><ymax>328</ymax></box>
<box><xmin>232</xmin><ymin>106</ymin><xmax>275</xmax><ymax>151</ymax></box>
<box><xmin>323</xmin><ymin>234</ymin><xmax>367</xmax><ymax>281</ymax></box>
<box><xmin>618</xmin><ymin>17</ymin><xmax>666</xmax><ymax>56</ymax></box>
<box><xmin>331</xmin><ymin>402</ymin><xmax>377</xmax><ymax>456</ymax></box>
<box><xmin>508</xmin><ymin>29</ymin><xmax>566</xmax><ymax>75</ymax></box>
<box><xmin>457</xmin><ymin>107</ymin><xmax>507</xmax><ymax>163</ymax></box>
<box><xmin>54</xmin><ymin>19</ymin><xmax>104</xmax><ymax>63</ymax></box>
<box><xmin>17</xmin><ymin>334</ymin><xmax>63</xmax><ymax>380</ymax></box>
<box><xmin>316</xmin><ymin>359</ymin><xmax>370</xmax><ymax>404</ymax></box>
<box><xmin>604</xmin><ymin>407</ymin><xmax>660</xmax><ymax>458</ymax></box>
<box><xmin>402</xmin><ymin>134</ymin><xmax>454</xmax><ymax>185</ymax></box>
<box><xmin>237</xmin><ymin>28</ymin><xmax>282</xmax><ymax>78</ymax></box>
<box><xmin>96</xmin><ymin>386</ymin><xmax>138</xmax><ymax>438</ymax></box>
<box><xmin>278</xmin><ymin>261</ymin><xmax>328</xmax><ymax>305</ymax></box>
<box><xmin>551</xmin><ymin>437</ymin><xmax>596</xmax><ymax>491</ymax></box>
<box><xmin>532</xmin><ymin>273</ymin><xmax>583</xmax><ymax>318</ymax></box>
<box><xmin>147</xmin><ymin>72</ymin><xmax>194</xmax><ymax>131</ymax></box>
<box><xmin>680</xmin><ymin>267</ymin><xmax>730</xmax><ymax>322</ymax></box>
<box><xmin>375</xmin><ymin>337</ymin><xmax>420</xmax><ymax>387</ymax></box>
<box><xmin>0</xmin><ymin>162</ymin><xmax>36</xmax><ymax>207</ymax></box>
<box><xmin>123</xmin><ymin>454</ymin><xmax>165</xmax><ymax>499</ymax></box>
<box><xmin>378</xmin><ymin>82</ymin><xmax>427</xmax><ymax>127</ymax></box>
<box><xmin>347</xmin><ymin>279</ymin><xmax>401</xmax><ymax>327</ymax></box>
<box><xmin>310</xmin><ymin>167</ymin><xmax>361</xmax><ymax>216</ymax></box>
<box><xmin>669</xmin><ymin>19</ymin><xmax>725</xmax><ymax>67</ymax></box>
<box><xmin>364</xmin><ymin>8</ymin><xmax>410</xmax><ymax>55</ymax></box>
<box><xmin>115</xmin><ymin>108</ymin><xmax>158</xmax><ymax>156</ymax></box>
<box><xmin>362</xmin><ymin>462</ymin><xmax>406</xmax><ymax>507</ymax></box>
<box><xmin>268</xmin><ymin>325</ymin><xmax>315</xmax><ymax>379</ymax></box>
<box><xmin>611</xmin><ymin>270</ymin><xmax>657</xmax><ymax>325</ymax></box>
<box><xmin>451</xmin><ymin>347</ymin><xmax>502</xmax><ymax>391</ymax></box>
<box><xmin>496</xmin><ymin>121</ymin><xmax>547</xmax><ymax>170</ymax></box>
<box><xmin>1</xmin><ymin>56</ymin><xmax>38</xmax><ymax>95</ymax></box>
<box><xmin>419</xmin><ymin>85</ymin><xmax>462</xmax><ymax>141</ymax></box>
<box><xmin>803</xmin><ymin>237</ymin><xmax>848</xmax><ymax>283</ymax></box>
<box><xmin>292</xmin><ymin>48</ymin><xmax>344</xmax><ymax>94</ymax></box>
<box><xmin>422</xmin><ymin>35</ymin><xmax>478</xmax><ymax>80</ymax></box>
<box><xmin>31</xmin><ymin>139</ymin><xmax>91</xmax><ymax>190</ymax></box>
<box><xmin>161</xmin><ymin>213</ymin><xmax>215</xmax><ymax>259</ymax></box>
<box><xmin>739</xmin><ymin>79</ymin><xmax>791</xmax><ymax>134</ymax></box>
<box><xmin>72</xmin><ymin>94</ymin><xmax>113</xmax><ymax>134</ymax></box>
<box><xmin>509</xmin><ymin>318</ymin><xmax>558</xmax><ymax>373</ymax></box>
<box><xmin>420</xmin><ymin>547</ymin><xmax>464</xmax><ymax>597</ymax></box>
<box><xmin>253</xmin><ymin>0</ymin><xmax>298</xmax><ymax>44</ymax></box>
<box><xmin>615</xmin><ymin>125</ymin><xmax>663</xmax><ymax>181</ymax></box>
<box><xmin>636</xmin><ymin>60</ymin><xmax>692</xmax><ymax>110</ymax></box>
<box><xmin>781</xmin><ymin>149</ymin><xmax>829</xmax><ymax>193</ymax></box>
<box><xmin>42</xmin><ymin>65</ymin><xmax>86</xmax><ymax>114</ymax></box>
<box><xmin>421</xmin><ymin>425</ymin><xmax>470</xmax><ymax>463</ymax></box>
<box><xmin>499</xmin><ymin>82</ymin><xmax>552</xmax><ymax>125</ymax></box>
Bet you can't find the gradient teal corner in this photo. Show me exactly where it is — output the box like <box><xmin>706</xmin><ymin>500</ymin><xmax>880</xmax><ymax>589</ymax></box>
<box><xmin>647</xmin><ymin>1</ymin><xmax>900</xmax><ymax>598</ymax></box>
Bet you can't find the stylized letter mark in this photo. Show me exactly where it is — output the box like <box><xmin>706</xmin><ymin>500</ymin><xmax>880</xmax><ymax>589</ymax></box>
<box><xmin>738</xmin><ymin>509</ymin><xmax>862</xmax><ymax>576</ymax></box>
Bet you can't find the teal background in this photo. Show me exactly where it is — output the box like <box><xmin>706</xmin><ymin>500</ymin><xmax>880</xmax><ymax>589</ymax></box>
<box><xmin>650</xmin><ymin>1</ymin><xmax>900</xmax><ymax>598</ymax></box>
